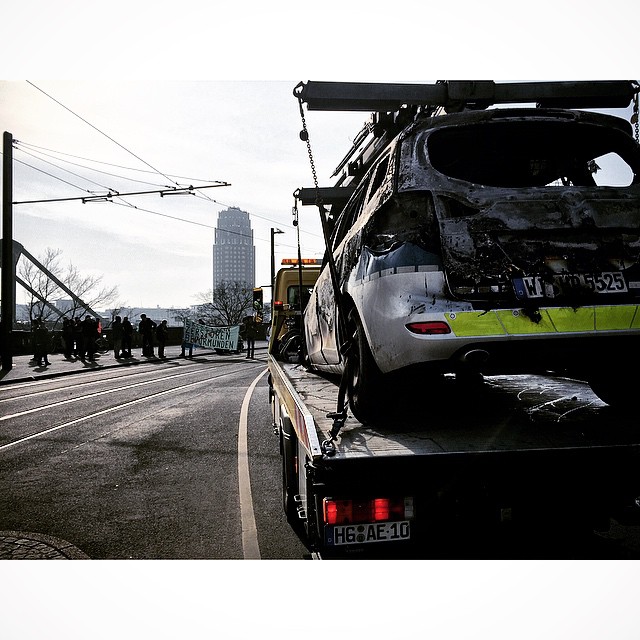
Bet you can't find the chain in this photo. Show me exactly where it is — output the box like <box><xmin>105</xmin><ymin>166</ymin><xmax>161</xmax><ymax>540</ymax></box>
<box><xmin>297</xmin><ymin>97</ymin><xmax>323</xmax><ymax>206</ymax></box>
<box><xmin>296</xmin><ymin>93</ymin><xmax>351</xmax><ymax>429</ymax></box>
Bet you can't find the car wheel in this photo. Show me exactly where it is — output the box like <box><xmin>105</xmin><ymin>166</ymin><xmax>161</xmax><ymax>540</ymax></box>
<box><xmin>346</xmin><ymin>309</ymin><xmax>383</xmax><ymax>424</ymax></box>
<box><xmin>588</xmin><ymin>370</ymin><xmax>635</xmax><ymax>410</ymax></box>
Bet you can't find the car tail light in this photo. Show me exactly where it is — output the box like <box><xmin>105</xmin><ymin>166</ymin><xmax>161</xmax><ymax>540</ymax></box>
<box><xmin>323</xmin><ymin>497</ymin><xmax>413</xmax><ymax>525</ymax></box>
<box><xmin>273</xmin><ymin>300</ymin><xmax>284</xmax><ymax>310</ymax></box>
<box><xmin>405</xmin><ymin>321</ymin><xmax>451</xmax><ymax>335</ymax></box>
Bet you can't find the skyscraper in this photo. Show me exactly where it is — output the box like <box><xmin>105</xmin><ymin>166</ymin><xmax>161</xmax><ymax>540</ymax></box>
<box><xmin>212</xmin><ymin>207</ymin><xmax>255</xmax><ymax>288</ymax></box>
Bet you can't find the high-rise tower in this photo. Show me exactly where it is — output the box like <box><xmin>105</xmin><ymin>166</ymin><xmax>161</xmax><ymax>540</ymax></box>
<box><xmin>212</xmin><ymin>207</ymin><xmax>255</xmax><ymax>288</ymax></box>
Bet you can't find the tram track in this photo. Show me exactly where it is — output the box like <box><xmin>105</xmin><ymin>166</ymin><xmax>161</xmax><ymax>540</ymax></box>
<box><xmin>0</xmin><ymin>355</ymin><xmax>262</xmax><ymax>401</ymax></box>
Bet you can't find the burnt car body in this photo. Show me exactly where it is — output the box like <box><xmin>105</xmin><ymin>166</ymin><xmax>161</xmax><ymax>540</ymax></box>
<box><xmin>303</xmin><ymin>106</ymin><xmax>640</xmax><ymax>423</ymax></box>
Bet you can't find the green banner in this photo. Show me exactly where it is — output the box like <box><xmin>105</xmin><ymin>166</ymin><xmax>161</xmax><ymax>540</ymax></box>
<box><xmin>184</xmin><ymin>319</ymin><xmax>240</xmax><ymax>351</ymax></box>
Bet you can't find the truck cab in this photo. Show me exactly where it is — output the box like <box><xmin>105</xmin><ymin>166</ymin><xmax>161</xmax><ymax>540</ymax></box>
<box><xmin>268</xmin><ymin>258</ymin><xmax>321</xmax><ymax>361</ymax></box>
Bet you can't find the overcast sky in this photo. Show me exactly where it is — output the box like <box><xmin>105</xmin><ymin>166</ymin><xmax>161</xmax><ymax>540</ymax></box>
<box><xmin>2</xmin><ymin>1</ymin><xmax>640</xmax><ymax>636</ymax></box>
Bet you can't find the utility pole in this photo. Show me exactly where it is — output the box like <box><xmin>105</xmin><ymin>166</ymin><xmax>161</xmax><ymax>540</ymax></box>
<box><xmin>270</xmin><ymin>228</ymin><xmax>284</xmax><ymax>294</ymax></box>
<box><xmin>1</xmin><ymin>132</ymin><xmax>13</xmax><ymax>371</ymax></box>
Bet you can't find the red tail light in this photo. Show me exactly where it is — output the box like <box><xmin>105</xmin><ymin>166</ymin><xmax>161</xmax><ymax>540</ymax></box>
<box><xmin>323</xmin><ymin>497</ymin><xmax>413</xmax><ymax>525</ymax></box>
<box><xmin>273</xmin><ymin>300</ymin><xmax>284</xmax><ymax>309</ymax></box>
<box><xmin>406</xmin><ymin>321</ymin><xmax>451</xmax><ymax>335</ymax></box>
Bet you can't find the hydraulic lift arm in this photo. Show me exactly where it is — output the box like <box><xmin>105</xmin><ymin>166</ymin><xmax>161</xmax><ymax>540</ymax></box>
<box><xmin>294</xmin><ymin>80</ymin><xmax>638</xmax><ymax>112</ymax></box>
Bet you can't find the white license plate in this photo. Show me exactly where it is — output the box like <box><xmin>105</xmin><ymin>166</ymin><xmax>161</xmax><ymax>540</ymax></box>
<box><xmin>326</xmin><ymin>521</ymin><xmax>411</xmax><ymax>546</ymax></box>
<box><xmin>514</xmin><ymin>272</ymin><xmax>628</xmax><ymax>299</ymax></box>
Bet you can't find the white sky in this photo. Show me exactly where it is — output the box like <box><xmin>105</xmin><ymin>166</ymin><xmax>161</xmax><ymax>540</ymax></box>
<box><xmin>2</xmin><ymin>1</ymin><xmax>640</xmax><ymax>636</ymax></box>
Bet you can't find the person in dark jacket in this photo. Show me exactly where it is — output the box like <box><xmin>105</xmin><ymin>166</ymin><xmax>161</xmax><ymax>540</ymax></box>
<box><xmin>139</xmin><ymin>314</ymin><xmax>157</xmax><ymax>357</ymax></box>
<box><xmin>111</xmin><ymin>316</ymin><xmax>123</xmax><ymax>359</ymax></box>
<box><xmin>82</xmin><ymin>315</ymin><xmax>98</xmax><ymax>362</ymax></box>
<box><xmin>33</xmin><ymin>319</ymin><xmax>51</xmax><ymax>367</ymax></box>
<box><xmin>242</xmin><ymin>315</ymin><xmax>258</xmax><ymax>359</ymax></box>
<box><xmin>122</xmin><ymin>316</ymin><xmax>133</xmax><ymax>358</ymax></box>
<box><xmin>156</xmin><ymin>319</ymin><xmax>169</xmax><ymax>358</ymax></box>
<box><xmin>62</xmin><ymin>317</ymin><xmax>74</xmax><ymax>359</ymax></box>
<box><xmin>73</xmin><ymin>317</ymin><xmax>84</xmax><ymax>360</ymax></box>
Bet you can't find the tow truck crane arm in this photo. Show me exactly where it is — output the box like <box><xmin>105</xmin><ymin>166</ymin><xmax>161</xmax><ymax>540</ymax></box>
<box><xmin>294</xmin><ymin>80</ymin><xmax>638</xmax><ymax>112</ymax></box>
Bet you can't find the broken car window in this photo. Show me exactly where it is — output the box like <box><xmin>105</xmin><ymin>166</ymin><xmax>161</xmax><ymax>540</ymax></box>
<box><xmin>426</xmin><ymin>120</ymin><xmax>638</xmax><ymax>188</ymax></box>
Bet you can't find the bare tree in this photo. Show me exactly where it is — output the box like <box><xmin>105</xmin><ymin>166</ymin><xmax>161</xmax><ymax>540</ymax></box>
<box><xmin>18</xmin><ymin>247</ymin><xmax>62</xmax><ymax>324</ymax></box>
<box><xmin>17</xmin><ymin>247</ymin><xmax>119</xmax><ymax>326</ymax></box>
<box><xmin>195</xmin><ymin>281</ymin><xmax>253</xmax><ymax>326</ymax></box>
<box><xmin>170</xmin><ymin>308</ymin><xmax>192</xmax><ymax>325</ymax></box>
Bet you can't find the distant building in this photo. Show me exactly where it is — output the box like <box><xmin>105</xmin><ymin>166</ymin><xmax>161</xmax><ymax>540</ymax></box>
<box><xmin>212</xmin><ymin>207</ymin><xmax>255</xmax><ymax>289</ymax></box>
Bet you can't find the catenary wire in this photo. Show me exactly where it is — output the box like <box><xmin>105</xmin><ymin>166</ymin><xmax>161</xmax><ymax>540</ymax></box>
<box><xmin>26</xmin><ymin>80</ymin><xmax>181</xmax><ymax>188</ymax></box>
<box><xmin>13</xmin><ymin>143</ymin><xmax>174</xmax><ymax>190</ymax></box>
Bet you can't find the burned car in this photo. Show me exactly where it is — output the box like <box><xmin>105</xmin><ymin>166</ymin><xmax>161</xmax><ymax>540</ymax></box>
<box><xmin>303</xmin><ymin>106</ymin><xmax>640</xmax><ymax>422</ymax></box>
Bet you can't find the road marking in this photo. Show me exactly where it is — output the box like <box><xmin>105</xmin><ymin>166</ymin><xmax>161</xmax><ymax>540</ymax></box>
<box><xmin>0</xmin><ymin>371</ymin><xmax>244</xmax><ymax>452</ymax></box>
<box><xmin>238</xmin><ymin>367</ymin><xmax>269</xmax><ymax>560</ymax></box>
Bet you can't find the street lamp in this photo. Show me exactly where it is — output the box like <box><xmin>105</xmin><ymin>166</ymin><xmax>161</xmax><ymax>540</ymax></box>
<box><xmin>270</xmin><ymin>227</ymin><xmax>284</xmax><ymax>293</ymax></box>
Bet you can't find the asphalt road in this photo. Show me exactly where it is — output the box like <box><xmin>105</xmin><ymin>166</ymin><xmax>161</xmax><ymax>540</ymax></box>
<box><xmin>2</xmin><ymin>349</ymin><xmax>640</xmax><ymax>560</ymax></box>
<box><xmin>0</xmin><ymin>351</ymin><xmax>308</xmax><ymax>559</ymax></box>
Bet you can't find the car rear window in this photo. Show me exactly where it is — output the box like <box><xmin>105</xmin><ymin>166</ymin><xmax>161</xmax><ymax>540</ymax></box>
<box><xmin>427</xmin><ymin>120</ymin><xmax>638</xmax><ymax>188</ymax></box>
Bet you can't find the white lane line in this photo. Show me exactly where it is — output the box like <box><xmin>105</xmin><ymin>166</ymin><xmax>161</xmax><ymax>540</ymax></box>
<box><xmin>0</xmin><ymin>373</ymin><xmax>232</xmax><ymax>453</ymax></box>
<box><xmin>238</xmin><ymin>367</ymin><xmax>269</xmax><ymax>560</ymax></box>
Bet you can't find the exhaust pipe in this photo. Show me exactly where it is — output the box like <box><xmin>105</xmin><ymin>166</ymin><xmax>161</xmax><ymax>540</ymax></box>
<box><xmin>459</xmin><ymin>349</ymin><xmax>490</xmax><ymax>366</ymax></box>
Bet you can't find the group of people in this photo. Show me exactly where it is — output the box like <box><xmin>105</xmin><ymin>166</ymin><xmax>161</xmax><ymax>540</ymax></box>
<box><xmin>31</xmin><ymin>313</ymin><xmax>171</xmax><ymax>368</ymax></box>
<box><xmin>31</xmin><ymin>313</ymin><xmax>259</xmax><ymax>368</ymax></box>
<box><xmin>31</xmin><ymin>314</ymin><xmax>104</xmax><ymax>367</ymax></box>
<box><xmin>60</xmin><ymin>315</ymin><xmax>104</xmax><ymax>363</ymax></box>
<box><xmin>110</xmin><ymin>314</ymin><xmax>169</xmax><ymax>359</ymax></box>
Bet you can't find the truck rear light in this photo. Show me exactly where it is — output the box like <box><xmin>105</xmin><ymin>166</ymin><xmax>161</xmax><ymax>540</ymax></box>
<box><xmin>273</xmin><ymin>300</ymin><xmax>284</xmax><ymax>309</ymax></box>
<box><xmin>406</xmin><ymin>321</ymin><xmax>451</xmax><ymax>335</ymax></box>
<box><xmin>323</xmin><ymin>497</ymin><xmax>413</xmax><ymax>525</ymax></box>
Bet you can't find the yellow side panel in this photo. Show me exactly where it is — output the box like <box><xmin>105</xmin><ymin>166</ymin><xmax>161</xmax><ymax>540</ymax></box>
<box><xmin>546</xmin><ymin>307</ymin><xmax>594</xmax><ymax>332</ymax></box>
<box><xmin>496</xmin><ymin>309</ymin><xmax>556</xmax><ymax>334</ymax></box>
<box><xmin>595</xmin><ymin>305</ymin><xmax>637</xmax><ymax>331</ymax></box>
<box><xmin>447</xmin><ymin>311</ymin><xmax>506</xmax><ymax>337</ymax></box>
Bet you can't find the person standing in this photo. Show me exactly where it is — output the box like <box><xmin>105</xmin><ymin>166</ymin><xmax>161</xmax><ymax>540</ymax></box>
<box><xmin>62</xmin><ymin>317</ymin><xmax>74</xmax><ymax>359</ymax></box>
<box><xmin>156</xmin><ymin>319</ymin><xmax>169</xmax><ymax>358</ymax></box>
<box><xmin>83</xmin><ymin>315</ymin><xmax>98</xmax><ymax>362</ymax></box>
<box><xmin>33</xmin><ymin>319</ymin><xmax>51</xmax><ymax>367</ymax></box>
<box><xmin>242</xmin><ymin>315</ymin><xmax>257</xmax><ymax>359</ymax></box>
<box><xmin>122</xmin><ymin>316</ymin><xmax>133</xmax><ymax>358</ymax></box>
<box><xmin>111</xmin><ymin>316</ymin><xmax>123</xmax><ymax>359</ymax></box>
<box><xmin>139</xmin><ymin>313</ymin><xmax>157</xmax><ymax>357</ymax></box>
<box><xmin>73</xmin><ymin>316</ymin><xmax>84</xmax><ymax>360</ymax></box>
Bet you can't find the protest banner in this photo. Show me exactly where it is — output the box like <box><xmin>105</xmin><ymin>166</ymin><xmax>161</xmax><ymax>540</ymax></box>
<box><xmin>183</xmin><ymin>319</ymin><xmax>240</xmax><ymax>351</ymax></box>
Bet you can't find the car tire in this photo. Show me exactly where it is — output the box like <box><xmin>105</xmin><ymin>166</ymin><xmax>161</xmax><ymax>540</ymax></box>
<box><xmin>346</xmin><ymin>308</ymin><xmax>383</xmax><ymax>424</ymax></box>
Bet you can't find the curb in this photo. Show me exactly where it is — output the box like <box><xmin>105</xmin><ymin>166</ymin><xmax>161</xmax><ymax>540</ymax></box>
<box><xmin>0</xmin><ymin>530</ymin><xmax>90</xmax><ymax>559</ymax></box>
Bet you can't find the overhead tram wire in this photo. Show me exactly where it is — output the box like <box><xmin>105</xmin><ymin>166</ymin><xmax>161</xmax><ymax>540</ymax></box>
<box><xmin>3</xmin><ymin>148</ymin><xmax>317</xmax><ymax>245</ymax></box>
<box><xmin>26</xmin><ymin>80</ymin><xmax>182</xmax><ymax>188</ymax></box>
<box><xmin>14</xmin><ymin>147</ymin><xmax>126</xmax><ymax>194</ymax></box>
<box><xmin>11</xmin><ymin>80</ymin><xmax>324</xmax><ymax>245</ymax></box>
<box><xmin>13</xmin><ymin>143</ymin><xmax>175</xmax><ymax>190</ymax></box>
<box><xmin>14</xmin><ymin>140</ymin><xmax>219</xmax><ymax>184</ymax></box>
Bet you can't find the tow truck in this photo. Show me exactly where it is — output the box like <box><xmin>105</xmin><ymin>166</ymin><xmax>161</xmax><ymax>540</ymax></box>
<box><xmin>268</xmin><ymin>81</ymin><xmax>640</xmax><ymax>558</ymax></box>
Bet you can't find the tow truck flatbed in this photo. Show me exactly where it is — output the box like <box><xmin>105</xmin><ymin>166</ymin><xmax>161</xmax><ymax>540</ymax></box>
<box><xmin>275</xmin><ymin>358</ymin><xmax>640</xmax><ymax>460</ymax></box>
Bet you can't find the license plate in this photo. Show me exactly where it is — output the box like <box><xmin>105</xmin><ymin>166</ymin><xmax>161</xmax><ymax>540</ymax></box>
<box><xmin>513</xmin><ymin>272</ymin><xmax>628</xmax><ymax>299</ymax></box>
<box><xmin>326</xmin><ymin>521</ymin><xmax>411</xmax><ymax>546</ymax></box>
